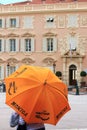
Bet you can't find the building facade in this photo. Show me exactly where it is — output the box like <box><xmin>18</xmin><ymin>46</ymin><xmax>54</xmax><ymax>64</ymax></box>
<box><xmin>0</xmin><ymin>0</ymin><xmax>87</xmax><ymax>86</ymax></box>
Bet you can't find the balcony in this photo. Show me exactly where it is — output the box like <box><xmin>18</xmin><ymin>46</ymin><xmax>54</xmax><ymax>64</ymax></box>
<box><xmin>0</xmin><ymin>2</ymin><xmax>87</xmax><ymax>14</ymax></box>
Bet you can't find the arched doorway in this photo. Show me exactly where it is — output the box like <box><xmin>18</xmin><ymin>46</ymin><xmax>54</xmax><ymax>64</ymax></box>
<box><xmin>69</xmin><ymin>64</ymin><xmax>77</xmax><ymax>85</ymax></box>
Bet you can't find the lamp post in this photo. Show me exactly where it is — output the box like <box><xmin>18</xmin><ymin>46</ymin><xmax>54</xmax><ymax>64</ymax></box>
<box><xmin>53</xmin><ymin>62</ymin><xmax>56</xmax><ymax>73</ymax></box>
<box><xmin>7</xmin><ymin>63</ymin><xmax>10</xmax><ymax>76</ymax></box>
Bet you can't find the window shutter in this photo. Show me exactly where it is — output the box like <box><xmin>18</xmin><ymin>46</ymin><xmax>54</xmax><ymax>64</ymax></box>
<box><xmin>16</xmin><ymin>38</ymin><xmax>19</xmax><ymax>52</ymax></box>
<box><xmin>6</xmin><ymin>66</ymin><xmax>8</xmax><ymax>77</ymax></box>
<box><xmin>2</xmin><ymin>18</ymin><xmax>5</xmax><ymax>28</ymax></box>
<box><xmin>23</xmin><ymin>16</ymin><xmax>33</xmax><ymax>28</ymax></box>
<box><xmin>43</xmin><ymin>38</ymin><xmax>47</xmax><ymax>52</ymax></box>
<box><xmin>16</xmin><ymin>17</ymin><xmax>19</xmax><ymax>27</ymax></box>
<box><xmin>6</xmin><ymin>18</ymin><xmax>9</xmax><ymax>28</ymax></box>
<box><xmin>6</xmin><ymin>39</ymin><xmax>9</xmax><ymax>52</ymax></box>
<box><xmin>1</xmin><ymin>65</ymin><xmax>4</xmax><ymax>80</ymax></box>
<box><xmin>20</xmin><ymin>39</ymin><xmax>25</xmax><ymax>52</ymax></box>
<box><xmin>1</xmin><ymin>39</ymin><xmax>4</xmax><ymax>52</ymax></box>
<box><xmin>31</xmin><ymin>38</ymin><xmax>34</xmax><ymax>52</ymax></box>
<box><xmin>53</xmin><ymin>38</ymin><xmax>57</xmax><ymax>51</ymax></box>
<box><xmin>24</xmin><ymin>17</ymin><xmax>27</xmax><ymax>28</ymax></box>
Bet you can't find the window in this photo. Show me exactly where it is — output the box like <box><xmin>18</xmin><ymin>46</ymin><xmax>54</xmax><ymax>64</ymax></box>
<box><xmin>10</xmin><ymin>18</ymin><xmax>16</xmax><ymax>27</ymax></box>
<box><xmin>43</xmin><ymin>37</ymin><xmax>57</xmax><ymax>52</ymax></box>
<box><xmin>47</xmin><ymin>38</ymin><xmax>53</xmax><ymax>51</ymax></box>
<box><xmin>0</xmin><ymin>40</ymin><xmax>2</xmax><ymax>51</ymax></box>
<box><xmin>0</xmin><ymin>19</ymin><xmax>2</xmax><ymax>28</ymax></box>
<box><xmin>67</xmin><ymin>14</ymin><xmax>78</xmax><ymax>27</ymax></box>
<box><xmin>23</xmin><ymin>16</ymin><xmax>33</xmax><ymax>28</ymax></box>
<box><xmin>47</xmin><ymin>18</ymin><xmax>54</xmax><ymax>23</ymax></box>
<box><xmin>10</xmin><ymin>66</ymin><xmax>16</xmax><ymax>74</ymax></box>
<box><xmin>9</xmin><ymin>39</ymin><xmax>16</xmax><ymax>52</ymax></box>
<box><xmin>25</xmin><ymin>39</ymin><xmax>31</xmax><ymax>52</ymax></box>
<box><xmin>7</xmin><ymin>17</ymin><xmax>19</xmax><ymax>28</ymax></box>
<box><xmin>69</xmin><ymin>35</ymin><xmax>77</xmax><ymax>51</ymax></box>
<box><xmin>21</xmin><ymin>38</ymin><xmax>34</xmax><ymax>52</ymax></box>
<box><xmin>46</xmin><ymin>16</ymin><xmax>55</xmax><ymax>28</ymax></box>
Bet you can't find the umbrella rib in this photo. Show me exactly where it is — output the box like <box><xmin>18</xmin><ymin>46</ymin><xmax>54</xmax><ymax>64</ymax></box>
<box><xmin>47</xmin><ymin>83</ymin><xmax>68</xmax><ymax>100</ymax></box>
<box><xmin>5</xmin><ymin>83</ymin><xmax>42</xmax><ymax>104</ymax></box>
<box><xmin>6</xmin><ymin>77</ymin><xmax>41</xmax><ymax>84</ymax></box>
<box><xmin>47</xmin><ymin>85</ymin><xmax>68</xmax><ymax>125</ymax></box>
<box><xmin>27</xmin><ymin>86</ymin><xmax>44</xmax><ymax>121</ymax></box>
<box><xmin>45</xmin><ymin>71</ymin><xmax>68</xmax><ymax>99</ymax></box>
<box><xmin>47</xmin><ymin>90</ymin><xmax>57</xmax><ymax>125</ymax></box>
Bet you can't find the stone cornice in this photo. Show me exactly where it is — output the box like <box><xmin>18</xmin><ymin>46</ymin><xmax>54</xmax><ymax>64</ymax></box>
<box><xmin>21</xmin><ymin>32</ymin><xmax>35</xmax><ymax>37</ymax></box>
<box><xmin>6</xmin><ymin>33</ymin><xmax>19</xmax><ymax>37</ymax></box>
<box><xmin>42</xmin><ymin>57</ymin><xmax>56</xmax><ymax>65</ymax></box>
<box><xmin>21</xmin><ymin>58</ymin><xmax>35</xmax><ymax>64</ymax></box>
<box><xmin>7</xmin><ymin>58</ymin><xmax>18</xmax><ymax>65</ymax></box>
<box><xmin>61</xmin><ymin>50</ymin><xmax>84</xmax><ymax>58</ymax></box>
<box><xmin>43</xmin><ymin>32</ymin><xmax>57</xmax><ymax>37</ymax></box>
<box><xmin>0</xmin><ymin>2</ymin><xmax>87</xmax><ymax>15</ymax></box>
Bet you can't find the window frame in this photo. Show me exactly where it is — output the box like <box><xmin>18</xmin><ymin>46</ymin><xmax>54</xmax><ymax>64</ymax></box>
<box><xmin>9</xmin><ymin>39</ymin><xmax>16</xmax><ymax>52</ymax></box>
<box><xmin>25</xmin><ymin>39</ymin><xmax>32</xmax><ymax>52</ymax></box>
<box><xmin>10</xmin><ymin>18</ymin><xmax>16</xmax><ymax>28</ymax></box>
<box><xmin>47</xmin><ymin>38</ymin><xmax>54</xmax><ymax>52</ymax></box>
<box><xmin>0</xmin><ymin>19</ymin><xmax>2</xmax><ymax>28</ymax></box>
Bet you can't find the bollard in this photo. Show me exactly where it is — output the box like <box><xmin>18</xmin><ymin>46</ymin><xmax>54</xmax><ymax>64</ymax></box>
<box><xmin>75</xmin><ymin>80</ymin><xmax>79</xmax><ymax>95</ymax></box>
<box><xmin>75</xmin><ymin>85</ymin><xmax>79</xmax><ymax>95</ymax></box>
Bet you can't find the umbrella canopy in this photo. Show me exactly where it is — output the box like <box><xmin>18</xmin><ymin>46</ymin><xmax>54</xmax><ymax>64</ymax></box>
<box><xmin>5</xmin><ymin>65</ymin><xmax>71</xmax><ymax>125</ymax></box>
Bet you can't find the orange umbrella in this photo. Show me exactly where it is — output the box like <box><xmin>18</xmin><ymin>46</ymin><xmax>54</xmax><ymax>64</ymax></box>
<box><xmin>5</xmin><ymin>65</ymin><xmax>71</xmax><ymax>125</ymax></box>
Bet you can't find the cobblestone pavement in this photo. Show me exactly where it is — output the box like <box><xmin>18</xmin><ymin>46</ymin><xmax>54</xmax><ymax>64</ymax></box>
<box><xmin>0</xmin><ymin>93</ymin><xmax>87</xmax><ymax>130</ymax></box>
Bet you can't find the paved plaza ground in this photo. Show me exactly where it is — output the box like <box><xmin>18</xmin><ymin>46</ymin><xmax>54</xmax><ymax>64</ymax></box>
<box><xmin>0</xmin><ymin>93</ymin><xmax>87</xmax><ymax>130</ymax></box>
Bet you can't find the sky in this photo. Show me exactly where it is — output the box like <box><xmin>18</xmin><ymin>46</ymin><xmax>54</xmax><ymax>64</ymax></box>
<box><xmin>0</xmin><ymin>0</ymin><xmax>25</xmax><ymax>4</ymax></box>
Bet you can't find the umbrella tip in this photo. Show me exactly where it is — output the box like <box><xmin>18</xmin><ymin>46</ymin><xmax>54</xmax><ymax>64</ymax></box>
<box><xmin>44</xmin><ymin>80</ymin><xmax>47</xmax><ymax>85</ymax></box>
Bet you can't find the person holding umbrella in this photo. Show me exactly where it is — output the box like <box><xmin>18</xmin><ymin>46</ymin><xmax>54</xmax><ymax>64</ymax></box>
<box><xmin>5</xmin><ymin>65</ymin><xmax>70</xmax><ymax>129</ymax></box>
<box><xmin>10</xmin><ymin>111</ymin><xmax>45</xmax><ymax>130</ymax></box>
<box><xmin>10</xmin><ymin>111</ymin><xmax>26</xmax><ymax>130</ymax></box>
